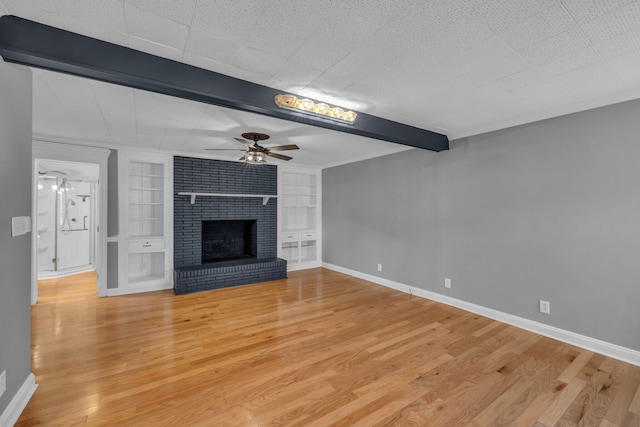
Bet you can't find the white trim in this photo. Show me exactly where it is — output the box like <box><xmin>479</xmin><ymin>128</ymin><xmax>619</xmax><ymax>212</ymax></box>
<box><xmin>33</xmin><ymin>134</ymin><xmax>115</xmax><ymax>149</ymax></box>
<box><xmin>116</xmin><ymin>150</ymin><xmax>174</xmax><ymax>295</ymax></box>
<box><xmin>37</xmin><ymin>266</ymin><xmax>95</xmax><ymax>280</ymax></box>
<box><xmin>322</xmin><ymin>262</ymin><xmax>640</xmax><ymax>367</ymax></box>
<box><xmin>321</xmin><ymin>145</ymin><xmax>413</xmax><ymax>169</ymax></box>
<box><xmin>32</xmin><ymin>135</ymin><xmax>413</xmax><ymax>170</ymax></box>
<box><xmin>34</xmin><ymin>134</ymin><xmax>296</xmax><ymax>166</ymax></box>
<box><xmin>106</xmin><ymin>282</ymin><xmax>173</xmax><ymax>297</ymax></box>
<box><xmin>33</xmin><ymin>136</ymin><xmax>202</xmax><ymax>165</ymax></box>
<box><xmin>447</xmin><ymin>86</ymin><xmax>640</xmax><ymax>140</ymax></box>
<box><xmin>32</xmin><ymin>142</ymin><xmax>110</xmax><ymax>300</ymax></box>
<box><xmin>0</xmin><ymin>373</ymin><xmax>37</xmax><ymax>427</ymax></box>
<box><xmin>31</xmin><ymin>159</ymin><xmax>39</xmax><ymax>305</ymax></box>
<box><xmin>287</xmin><ymin>261</ymin><xmax>322</xmax><ymax>272</ymax></box>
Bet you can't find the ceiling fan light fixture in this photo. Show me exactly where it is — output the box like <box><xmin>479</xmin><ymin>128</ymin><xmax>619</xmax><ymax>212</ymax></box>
<box><xmin>274</xmin><ymin>94</ymin><xmax>358</xmax><ymax>124</ymax></box>
<box><xmin>245</xmin><ymin>151</ymin><xmax>267</xmax><ymax>164</ymax></box>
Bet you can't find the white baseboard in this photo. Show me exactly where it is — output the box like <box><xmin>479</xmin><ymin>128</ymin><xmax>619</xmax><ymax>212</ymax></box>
<box><xmin>106</xmin><ymin>282</ymin><xmax>173</xmax><ymax>297</ymax></box>
<box><xmin>37</xmin><ymin>266</ymin><xmax>95</xmax><ymax>280</ymax></box>
<box><xmin>0</xmin><ymin>373</ymin><xmax>37</xmax><ymax>427</ymax></box>
<box><xmin>287</xmin><ymin>261</ymin><xmax>322</xmax><ymax>272</ymax></box>
<box><xmin>322</xmin><ymin>262</ymin><xmax>640</xmax><ymax>367</ymax></box>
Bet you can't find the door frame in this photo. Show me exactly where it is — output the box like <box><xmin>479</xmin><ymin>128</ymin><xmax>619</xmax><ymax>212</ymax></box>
<box><xmin>32</xmin><ymin>140</ymin><xmax>110</xmax><ymax>303</ymax></box>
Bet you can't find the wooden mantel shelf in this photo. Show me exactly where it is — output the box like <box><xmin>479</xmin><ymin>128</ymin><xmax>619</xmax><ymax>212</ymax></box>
<box><xmin>178</xmin><ymin>192</ymin><xmax>277</xmax><ymax>206</ymax></box>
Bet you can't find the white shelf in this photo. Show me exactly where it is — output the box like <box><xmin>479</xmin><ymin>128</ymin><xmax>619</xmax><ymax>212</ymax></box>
<box><xmin>129</xmin><ymin>273</ymin><xmax>164</xmax><ymax>284</ymax></box>
<box><xmin>130</xmin><ymin>173</ymin><xmax>163</xmax><ymax>178</ymax></box>
<box><xmin>130</xmin><ymin>202</ymin><xmax>163</xmax><ymax>205</ymax></box>
<box><xmin>281</xmin><ymin>192</ymin><xmax>317</xmax><ymax>196</ymax></box>
<box><xmin>178</xmin><ymin>192</ymin><xmax>277</xmax><ymax>206</ymax></box>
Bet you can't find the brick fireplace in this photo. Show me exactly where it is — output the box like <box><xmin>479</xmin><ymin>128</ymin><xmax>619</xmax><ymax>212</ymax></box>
<box><xmin>173</xmin><ymin>156</ymin><xmax>287</xmax><ymax>294</ymax></box>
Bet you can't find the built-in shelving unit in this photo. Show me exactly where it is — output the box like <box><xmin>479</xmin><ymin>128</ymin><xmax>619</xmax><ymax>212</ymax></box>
<box><xmin>117</xmin><ymin>151</ymin><xmax>173</xmax><ymax>294</ymax></box>
<box><xmin>278</xmin><ymin>167</ymin><xmax>321</xmax><ymax>271</ymax></box>
<box><xmin>128</xmin><ymin>161</ymin><xmax>165</xmax><ymax>238</ymax></box>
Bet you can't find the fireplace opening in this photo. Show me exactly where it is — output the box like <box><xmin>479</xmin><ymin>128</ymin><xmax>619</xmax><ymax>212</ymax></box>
<box><xmin>202</xmin><ymin>220</ymin><xmax>257</xmax><ymax>263</ymax></box>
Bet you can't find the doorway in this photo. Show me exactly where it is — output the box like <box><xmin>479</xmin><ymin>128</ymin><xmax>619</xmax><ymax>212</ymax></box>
<box><xmin>32</xmin><ymin>141</ymin><xmax>110</xmax><ymax>303</ymax></box>
<box><xmin>35</xmin><ymin>160</ymin><xmax>98</xmax><ymax>279</ymax></box>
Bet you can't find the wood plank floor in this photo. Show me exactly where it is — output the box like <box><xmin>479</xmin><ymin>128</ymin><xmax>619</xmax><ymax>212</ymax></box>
<box><xmin>17</xmin><ymin>268</ymin><xmax>640</xmax><ymax>426</ymax></box>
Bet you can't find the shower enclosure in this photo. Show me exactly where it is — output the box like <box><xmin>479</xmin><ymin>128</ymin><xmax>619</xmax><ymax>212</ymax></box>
<box><xmin>37</xmin><ymin>175</ymin><xmax>96</xmax><ymax>277</ymax></box>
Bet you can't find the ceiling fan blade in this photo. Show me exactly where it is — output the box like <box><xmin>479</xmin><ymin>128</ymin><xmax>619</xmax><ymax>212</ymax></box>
<box><xmin>266</xmin><ymin>152</ymin><xmax>293</xmax><ymax>161</ymax></box>
<box><xmin>205</xmin><ymin>148</ymin><xmax>246</xmax><ymax>151</ymax></box>
<box><xmin>239</xmin><ymin>153</ymin><xmax>247</xmax><ymax>161</ymax></box>
<box><xmin>234</xmin><ymin>138</ymin><xmax>255</xmax><ymax>147</ymax></box>
<box><xmin>265</xmin><ymin>144</ymin><xmax>299</xmax><ymax>152</ymax></box>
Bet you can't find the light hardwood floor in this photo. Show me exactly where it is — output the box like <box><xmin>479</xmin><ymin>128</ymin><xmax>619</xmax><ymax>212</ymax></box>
<box><xmin>17</xmin><ymin>268</ymin><xmax>640</xmax><ymax>426</ymax></box>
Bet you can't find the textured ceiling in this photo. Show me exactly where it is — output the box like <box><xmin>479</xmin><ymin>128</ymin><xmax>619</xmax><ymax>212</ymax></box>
<box><xmin>3</xmin><ymin>0</ymin><xmax>640</xmax><ymax>167</ymax></box>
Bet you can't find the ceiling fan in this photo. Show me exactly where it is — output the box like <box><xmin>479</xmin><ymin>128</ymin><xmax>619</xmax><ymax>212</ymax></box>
<box><xmin>206</xmin><ymin>132</ymin><xmax>299</xmax><ymax>164</ymax></box>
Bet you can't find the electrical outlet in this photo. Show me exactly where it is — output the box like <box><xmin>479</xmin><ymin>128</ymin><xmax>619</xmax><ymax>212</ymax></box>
<box><xmin>0</xmin><ymin>370</ymin><xmax>6</xmax><ymax>397</ymax></box>
<box><xmin>445</xmin><ymin>278</ymin><xmax>451</xmax><ymax>289</ymax></box>
<box><xmin>377</xmin><ymin>263</ymin><xmax>382</xmax><ymax>272</ymax></box>
<box><xmin>539</xmin><ymin>300</ymin><xmax>551</xmax><ymax>314</ymax></box>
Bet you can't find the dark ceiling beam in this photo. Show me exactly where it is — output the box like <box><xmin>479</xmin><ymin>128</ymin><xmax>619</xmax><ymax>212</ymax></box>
<box><xmin>0</xmin><ymin>15</ymin><xmax>449</xmax><ymax>152</ymax></box>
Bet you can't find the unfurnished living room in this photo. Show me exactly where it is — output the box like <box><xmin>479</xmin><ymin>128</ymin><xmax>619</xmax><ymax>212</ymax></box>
<box><xmin>1</xmin><ymin>1</ymin><xmax>640</xmax><ymax>426</ymax></box>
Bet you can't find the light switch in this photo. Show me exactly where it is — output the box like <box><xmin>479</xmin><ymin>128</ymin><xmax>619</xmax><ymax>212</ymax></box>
<box><xmin>11</xmin><ymin>216</ymin><xmax>31</xmax><ymax>237</ymax></box>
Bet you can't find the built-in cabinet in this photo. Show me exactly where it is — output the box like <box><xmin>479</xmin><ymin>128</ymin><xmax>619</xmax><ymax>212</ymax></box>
<box><xmin>117</xmin><ymin>150</ymin><xmax>173</xmax><ymax>293</ymax></box>
<box><xmin>278</xmin><ymin>167</ymin><xmax>321</xmax><ymax>270</ymax></box>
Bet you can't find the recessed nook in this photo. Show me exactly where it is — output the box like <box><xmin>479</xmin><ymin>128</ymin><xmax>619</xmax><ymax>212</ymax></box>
<box><xmin>201</xmin><ymin>219</ymin><xmax>257</xmax><ymax>263</ymax></box>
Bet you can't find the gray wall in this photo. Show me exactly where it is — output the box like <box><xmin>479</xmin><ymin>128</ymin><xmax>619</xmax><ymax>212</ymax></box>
<box><xmin>323</xmin><ymin>98</ymin><xmax>640</xmax><ymax>351</ymax></box>
<box><xmin>107</xmin><ymin>149</ymin><xmax>118</xmax><ymax>238</ymax></box>
<box><xmin>0</xmin><ymin>62</ymin><xmax>33</xmax><ymax>414</ymax></box>
<box><xmin>107</xmin><ymin>150</ymin><xmax>119</xmax><ymax>289</ymax></box>
<box><xmin>323</xmin><ymin>148</ymin><xmax>442</xmax><ymax>288</ymax></box>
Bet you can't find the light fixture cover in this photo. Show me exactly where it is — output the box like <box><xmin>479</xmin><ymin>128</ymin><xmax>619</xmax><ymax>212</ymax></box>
<box><xmin>274</xmin><ymin>94</ymin><xmax>358</xmax><ymax>124</ymax></box>
<box><xmin>245</xmin><ymin>151</ymin><xmax>267</xmax><ymax>164</ymax></box>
